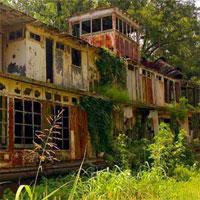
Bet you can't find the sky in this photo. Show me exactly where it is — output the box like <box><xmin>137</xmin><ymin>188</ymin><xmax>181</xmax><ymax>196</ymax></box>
<box><xmin>196</xmin><ymin>0</ymin><xmax>200</xmax><ymax>7</ymax></box>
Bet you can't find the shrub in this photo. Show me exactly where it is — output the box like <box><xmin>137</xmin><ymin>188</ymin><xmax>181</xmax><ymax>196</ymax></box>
<box><xmin>149</xmin><ymin>123</ymin><xmax>186</xmax><ymax>174</ymax></box>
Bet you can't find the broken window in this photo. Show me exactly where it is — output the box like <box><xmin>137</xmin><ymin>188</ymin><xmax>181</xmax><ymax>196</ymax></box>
<box><xmin>71</xmin><ymin>48</ymin><xmax>81</xmax><ymax>67</ymax></box>
<box><xmin>92</xmin><ymin>18</ymin><xmax>101</xmax><ymax>32</ymax></box>
<box><xmin>72</xmin><ymin>23</ymin><xmax>80</xmax><ymax>37</ymax></box>
<box><xmin>52</xmin><ymin>105</ymin><xmax>70</xmax><ymax>150</ymax></box>
<box><xmin>14</xmin><ymin>99</ymin><xmax>41</xmax><ymax>147</ymax></box>
<box><xmin>102</xmin><ymin>16</ymin><xmax>112</xmax><ymax>31</ymax></box>
<box><xmin>30</xmin><ymin>32</ymin><xmax>41</xmax><ymax>42</ymax></box>
<box><xmin>82</xmin><ymin>20</ymin><xmax>91</xmax><ymax>34</ymax></box>
<box><xmin>0</xmin><ymin>96</ymin><xmax>7</xmax><ymax>148</ymax></box>
<box><xmin>56</xmin><ymin>42</ymin><xmax>64</xmax><ymax>50</ymax></box>
<box><xmin>9</xmin><ymin>29</ymin><xmax>23</xmax><ymax>41</ymax></box>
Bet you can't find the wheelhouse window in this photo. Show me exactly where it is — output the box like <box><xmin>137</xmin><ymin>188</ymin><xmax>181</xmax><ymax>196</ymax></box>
<box><xmin>72</xmin><ymin>23</ymin><xmax>80</xmax><ymax>38</ymax></box>
<box><xmin>71</xmin><ymin>48</ymin><xmax>81</xmax><ymax>67</ymax></box>
<box><xmin>82</xmin><ymin>20</ymin><xmax>91</xmax><ymax>34</ymax></box>
<box><xmin>52</xmin><ymin>105</ymin><xmax>69</xmax><ymax>150</ymax></box>
<box><xmin>9</xmin><ymin>29</ymin><xmax>23</xmax><ymax>41</ymax></box>
<box><xmin>92</xmin><ymin>18</ymin><xmax>101</xmax><ymax>32</ymax></box>
<box><xmin>0</xmin><ymin>96</ymin><xmax>7</xmax><ymax>148</ymax></box>
<box><xmin>14</xmin><ymin>99</ymin><xmax>41</xmax><ymax>147</ymax></box>
<box><xmin>102</xmin><ymin>16</ymin><xmax>112</xmax><ymax>31</ymax></box>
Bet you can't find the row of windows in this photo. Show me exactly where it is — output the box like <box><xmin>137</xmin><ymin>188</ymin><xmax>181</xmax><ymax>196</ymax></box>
<box><xmin>116</xmin><ymin>17</ymin><xmax>137</xmax><ymax>40</ymax></box>
<box><xmin>72</xmin><ymin>15</ymin><xmax>113</xmax><ymax>37</ymax></box>
<box><xmin>8</xmin><ymin>30</ymin><xmax>82</xmax><ymax>68</ymax></box>
<box><xmin>0</xmin><ymin>98</ymin><xmax>70</xmax><ymax>150</ymax></box>
<box><xmin>72</xmin><ymin>15</ymin><xmax>138</xmax><ymax>41</ymax></box>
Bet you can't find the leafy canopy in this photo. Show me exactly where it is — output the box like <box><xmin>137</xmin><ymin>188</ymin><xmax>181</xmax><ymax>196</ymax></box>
<box><xmin>3</xmin><ymin>0</ymin><xmax>200</xmax><ymax>78</ymax></box>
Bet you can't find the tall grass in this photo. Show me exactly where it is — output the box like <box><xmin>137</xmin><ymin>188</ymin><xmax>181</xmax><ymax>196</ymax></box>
<box><xmin>3</xmin><ymin>166</ymin><xmax>200</xmax><ymax>200</ymax></box>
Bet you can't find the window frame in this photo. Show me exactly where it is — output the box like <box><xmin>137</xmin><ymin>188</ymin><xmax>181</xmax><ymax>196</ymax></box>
<box><xmin>0</xmin><ymin>96</ymin><xmax>8</xmax><ymax>149</ymax></box>
<box><xmin>92</xmin><ymin>17</ymin><xmax>102</xmax><ymax>33</ymax></box>
<box><xmin>14</xmin><ymin>98</ymin><xmax>42</xmax><ymax>148</ymax></box>
<box><xmin>29</xmin><ymin>32</ymin><xmax>41</xmax><ymax>42</ymax></box>
<box><xmin>8</xmin><ymin>29</ymin><xmax>24</xmax><ymax>41</ymax></box>
<box><xmin>81</xmin><ymin>19</ymin><xmax>91</xmax><ymax>35</ymax></box>
<box><xmin>102</xmin><ymin>15</ymin><xmax>113</xmax><ymax>31</ymax></box>
<box><xmin>51</xmin><ymin>104</ymin><xmax>70</xmax><ymax>150</ymax></box>
<box><xmin>71</xmin><ymin>48</ymin><xmax>82</xmax><ymax>67</ymax></box>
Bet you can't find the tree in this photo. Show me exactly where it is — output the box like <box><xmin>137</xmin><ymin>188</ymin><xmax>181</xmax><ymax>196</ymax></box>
<box><xmin>3</xmin><ymin>0</ymin><xmax>200</xmax><ymax>78</ymax></box>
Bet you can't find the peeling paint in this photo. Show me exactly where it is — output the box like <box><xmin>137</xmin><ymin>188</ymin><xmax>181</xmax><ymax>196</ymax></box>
<box><xmin>7</xmin><ymin>63</ymin><xmax>26</xmax><ymax>76</ymax></box>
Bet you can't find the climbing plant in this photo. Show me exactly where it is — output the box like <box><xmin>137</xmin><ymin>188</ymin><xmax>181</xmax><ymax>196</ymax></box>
<box><xmin>96</xmin><ymin>48</ymin><xmax>127</xmax><ymax>89</ymax></box>
<box><xmin>80</xmin><ymin>96</ymin><xmax>113</xmax><ymax>153</ymax></box>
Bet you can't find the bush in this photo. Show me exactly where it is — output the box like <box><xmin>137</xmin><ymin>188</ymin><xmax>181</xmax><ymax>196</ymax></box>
<box><xmin>149</xmin><ymin>123</ymin><xmax>187</xmax><ymax>174</ymax></box>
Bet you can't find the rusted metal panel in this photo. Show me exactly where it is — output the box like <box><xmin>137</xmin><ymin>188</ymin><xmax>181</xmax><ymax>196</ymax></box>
<box><xmin>70</xmin><ymin>106</ymin><xmax>89</xmax><ymax>160</ymax></box>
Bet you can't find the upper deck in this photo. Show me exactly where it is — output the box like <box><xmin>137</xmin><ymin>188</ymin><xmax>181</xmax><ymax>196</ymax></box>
<box><xmin>67</xmin><ymin>7</ymin><xmax>140</xmax><ymax>62</ymax></box>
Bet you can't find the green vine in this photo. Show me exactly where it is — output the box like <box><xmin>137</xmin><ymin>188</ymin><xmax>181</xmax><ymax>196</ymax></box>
<box><xmin>80</xmin><ymin>96</ymin><xmax>113</xmax><ymax>153</ymax></box>
<box><xmin>96</xmin><ymin>48</ymin><xmax>127</xmax><ymax>89</ymax></box>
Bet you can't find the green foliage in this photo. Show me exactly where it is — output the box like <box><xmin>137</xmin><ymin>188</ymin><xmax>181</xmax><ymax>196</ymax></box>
<box><xmin>4</xmin><ymin>0</ymin><xmax>200</xmax><ymax>77</ymax></box>
<box><xmin>167</xmin><ymin>97</ymin><xmax>190</xmax><ymax>136</ymax></box>
<box><xmin>149</xmin><ymin>123</ymin><xmax>187</xmax><ymax>174</ymax></box>
<box><xmin>5</xmin><ymin>166</ymin><xmax>200</xmax><ymax>200</ymax></box>
<box><xmin>80</xmin><ymin>96</ymin><xmax>113</xmax><ymax>153</ymax></box>
<box><xmin>99</xmin><ymin>86</ymin><xmax>130</xmax><ymax>104</ymax></box>
<box><xmin>173</xmin><ymin>165</ymin><xmax>196</xmax><ymax>182</ymax></box>
<box><xmin>96</xmin><ymin>48</ymin><xmax>127</xmax><ymax>89</ymax></box>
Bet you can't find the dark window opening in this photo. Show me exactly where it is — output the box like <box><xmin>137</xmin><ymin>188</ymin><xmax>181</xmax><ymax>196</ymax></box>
<box><xmin>92</xmin><ymin>18</ymin><xmax>101</xmax><ymax>32</ymax></box>
<box><xmin>72</xmin><ymin>23</ymin><xmax>80</xmax><ymax>38</ymax></box>
<box><xmin>82</xmin><ymin>20</ymin><xmax>91</xmax><ymax>34</ymax></box>
<box><xmin>56</xmin><ymin>42</ymin><xmax>64</xmax><ymax>50</ymax></box>
<box><xmin>72</xmin><ymin>97</ymin><xmax>77</xmax><ymax>104</ymax></box>
<box><xmin>102</xmin><ymin>16</ymin><xmax>112</xmax><ymax>31</ymax></box>
<box><xmin>72</xmin><ymin>48</ymin><xmax>81</xmax><ymax>67</ymax></box>
<box><xmin>116</xmin><ymin>17</ymin><xmax>119</xmax><ymax>30</ymax></box>
<box><xmin>46</xmin><ymin>39</ymin><xmax>53</xmax><ymax>83</ymax></box>
<box><xmin>30</xmin><ymin>32</ymin><xmax>41</xmax><ymax>42</ymax></box>
<box><xmin>0</xmin><ymin>96</ymin><xmax>7</xmax><ymax>148</ymax></box>
<box><xmin>14</xmin><ymin>99</ymin><xmax>41</xmax><ymax>147</ymax></box>
<box><xmin>9</xmin><ymin>29</ymin><xmax>23</xmax><ymax>41</ymax></box>
<box><xmin>123</xmin><ymin>22</ymin><xmax>126</xmax><ymax>34</ymax></box>
<box><xmin>119</xmin><ymin>19</ymin><xmax>123</xmax><ymax>33</ymax></box>
<box><xmin>52</xmin><ymin>105</ymin><xmax>70</xmax><ymax>150</ymax></box>
<box><xmin>127</xmin><ymin>24</ymin><xmax>130</xmax><ymax>35</ymax></box>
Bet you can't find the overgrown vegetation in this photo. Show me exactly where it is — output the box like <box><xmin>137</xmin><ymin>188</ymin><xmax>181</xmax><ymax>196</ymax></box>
<box><xmin>80</xmin><ymin>96</ymin><xmax>113</xmax><ymax>153</ymax></box>
<box><xmin>96</xmin><ymin>48</ymin><xmax>127</xmax><ymax>89</ymax></box>
<box><xmin>3</xmin><ymin>123</ymin><xmax>200</xmax><ymax>200</ymax></box>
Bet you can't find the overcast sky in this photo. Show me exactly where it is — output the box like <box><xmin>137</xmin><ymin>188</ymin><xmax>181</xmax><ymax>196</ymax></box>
<box><xmin>196</xmin><ymin>0</ymin><xmax>200</xmax><ymax>7</ymax></box>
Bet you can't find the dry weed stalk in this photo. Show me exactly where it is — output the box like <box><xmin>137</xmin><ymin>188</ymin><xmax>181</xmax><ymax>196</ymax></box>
<box><xmin>32</xmin><ymin>109</ymin><xmax>64</xmax><ymax>194</ymax></box>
